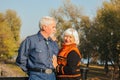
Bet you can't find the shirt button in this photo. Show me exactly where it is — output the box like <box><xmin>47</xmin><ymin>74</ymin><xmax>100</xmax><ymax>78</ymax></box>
<box><xmin>39</xmin><ymin>50</ymin><xmax>42</xmax><ymax>52</ymax></box>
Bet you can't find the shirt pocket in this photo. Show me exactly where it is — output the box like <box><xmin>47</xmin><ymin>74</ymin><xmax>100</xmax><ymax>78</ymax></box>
<box><xmin>29</xmin><ymin>48</ymin><xmax>42</xmax><ymax>61</ymax></box>
<box><xmin>35</xmin><ymin>48</ymin><xmax>42</xmax><ymax>53</ymax></box>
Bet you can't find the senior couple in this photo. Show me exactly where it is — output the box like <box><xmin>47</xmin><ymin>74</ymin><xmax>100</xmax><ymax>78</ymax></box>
<box><xmin>16</xmin><ymin>16</ymin><xmax>82</xmax><ymax>80</ymax></box>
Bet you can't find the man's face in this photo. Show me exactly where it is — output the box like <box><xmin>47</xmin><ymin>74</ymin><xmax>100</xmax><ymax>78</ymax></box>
<box><xmin>45</xmin><ymin>21</ymin><xmax>56</xmax><ymax>36</ymax></box>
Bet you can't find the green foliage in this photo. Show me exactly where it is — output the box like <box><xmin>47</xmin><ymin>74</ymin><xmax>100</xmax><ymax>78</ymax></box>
<box><xmin>84</xmin><ymin>0</ymin><xmax>120</xmax><ymax>72</ymax></box>
<box><xmin>5</xmin><ymin>10</ymin><xmax>21</xmax><ymax>44</ymax></box>
<box><xmin>0</xmin><ymin>10</ymin><xmax>21</xmax><ymax>61</ymax></box>
<box><xmin>96</xmin><ymin>0</ymin><xmax>120</xmax><ymax>63</ymax></box>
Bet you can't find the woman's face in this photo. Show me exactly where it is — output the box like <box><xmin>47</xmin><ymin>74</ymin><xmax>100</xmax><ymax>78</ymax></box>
<box><xmin>63</xmin><ymin>34</ymin><xmax>75</xmax><ymax>45</ymax></box>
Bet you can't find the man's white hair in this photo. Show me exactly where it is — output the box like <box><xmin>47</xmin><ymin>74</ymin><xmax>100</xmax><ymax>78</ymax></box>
<box><xmin>39</xmin><ymin>16</ymin><xmax>56</xmax><ymax>30</ymax></box>
<box><xmin>63</xmin><ymin>28</ymin><xmax>79</xmax><ymax>45</ymax></box>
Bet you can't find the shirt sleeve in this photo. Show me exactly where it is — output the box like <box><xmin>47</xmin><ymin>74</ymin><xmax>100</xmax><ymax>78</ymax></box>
<box><xmin>16</xmin><ymin>37</ymin><xmax>30</xmax><ymax>73</ymax></box>
<box><xmin>52</xmin><ymin>41</ymin><xmax>59</xmax><ymax>55</ymax></box>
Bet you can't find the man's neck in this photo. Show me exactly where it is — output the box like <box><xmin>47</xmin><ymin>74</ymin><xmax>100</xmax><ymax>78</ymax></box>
<box><xmin>40</xmin><ymin>31</ymin><xmax>49</xmax><ymax>39</ymax></box>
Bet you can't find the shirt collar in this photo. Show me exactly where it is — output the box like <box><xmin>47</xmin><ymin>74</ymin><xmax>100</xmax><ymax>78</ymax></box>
<box><xmin>37</xmin><ymin>31</ymin><xmax>52</xmax><ymax>41</ymax></box>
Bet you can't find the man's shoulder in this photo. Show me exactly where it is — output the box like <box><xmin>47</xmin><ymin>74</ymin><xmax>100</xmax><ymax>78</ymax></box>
<box><xmin>21</xmin><ymin>34</ymin><xmax>38</xmax><ymax>42</ymax></box>
<box><xmin>26</xmin><ymin>33</ymin><xmax>38</xmax><ymax>39</ymax></box>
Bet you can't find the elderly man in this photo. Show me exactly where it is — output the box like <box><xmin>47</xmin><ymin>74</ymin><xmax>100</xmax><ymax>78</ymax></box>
<box><xmin>16</xmin><ymin>16</ymin><xmax>59</xmax><ymax>80</ymax></box>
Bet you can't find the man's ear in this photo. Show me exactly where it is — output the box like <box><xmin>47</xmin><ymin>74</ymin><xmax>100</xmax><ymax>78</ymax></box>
<box><xmin>42</xmin><ymin>25</ymin><xmax>46</xmax><ymax>31</ymax></box>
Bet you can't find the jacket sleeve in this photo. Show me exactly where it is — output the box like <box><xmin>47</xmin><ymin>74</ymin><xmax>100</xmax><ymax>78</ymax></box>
<box><xmin>16</xmin><ymin>38</ymin><xmax>30</xmax><ymax>73</ymax></box>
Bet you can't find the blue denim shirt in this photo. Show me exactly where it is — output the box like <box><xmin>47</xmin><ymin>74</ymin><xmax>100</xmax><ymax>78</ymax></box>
<box><xmin>16</xmin><ymin>32</ymin><xmax>59</xmax><ymax>73</ymax></box>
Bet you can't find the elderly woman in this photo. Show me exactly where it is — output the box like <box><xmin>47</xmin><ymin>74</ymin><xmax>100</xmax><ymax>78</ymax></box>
<box><xmin>56</xmin><ymin>28</ymin><xmax>82</xmax><ymax>80</ymax></box>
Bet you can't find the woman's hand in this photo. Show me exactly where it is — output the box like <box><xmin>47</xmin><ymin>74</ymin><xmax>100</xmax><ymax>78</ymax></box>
<box><xmin>52</xmin><ymin>55</ymin><xmax>58</xmax><ymax>68</ymax></box>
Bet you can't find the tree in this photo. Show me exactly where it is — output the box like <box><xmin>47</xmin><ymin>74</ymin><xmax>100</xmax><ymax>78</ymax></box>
<box><xmin>95</xmin><ymin>0</ymin><xmax>120</xmax><ymax>76</ymax></box>
<box><xmin>5</xmin><ymin>10</ymin><xmax>21</xmax><ymax>44</ymax></box>
<box><xmin>0</xmin><ymin>10</ymin><xmax>21</xmax><ymax>61</ymax></box>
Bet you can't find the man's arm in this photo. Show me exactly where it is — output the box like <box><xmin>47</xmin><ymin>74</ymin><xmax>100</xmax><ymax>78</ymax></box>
<box><xmin>16</xmin><ymin>38</ymin><xmax>30</xmax><ymax>73</ymax></box>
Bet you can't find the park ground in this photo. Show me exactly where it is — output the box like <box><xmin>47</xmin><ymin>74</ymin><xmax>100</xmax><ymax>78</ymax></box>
<box><xmin>0</xmin><ymin>63</ymin><xmax>119</xmax><ymax>80</ymax></box>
